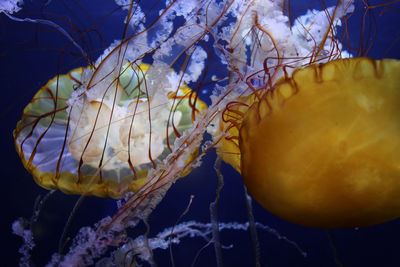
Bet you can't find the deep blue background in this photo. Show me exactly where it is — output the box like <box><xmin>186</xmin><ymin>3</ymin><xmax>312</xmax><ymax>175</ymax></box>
<box><xmin>1</xmin><ymin>0</ymin><xmax>400</xmax><ymax>266</ymax></box>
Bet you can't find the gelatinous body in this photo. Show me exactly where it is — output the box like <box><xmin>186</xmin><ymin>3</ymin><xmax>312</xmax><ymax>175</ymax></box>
<box><xmin>240</xmin><ymin>58</ymin><xmax>400</xmax><ymax>228</ymax></box>
<box><xmin>14</xmin><ymin>63</ymin><xmax>206</xmax><ymax>198</ymax></box>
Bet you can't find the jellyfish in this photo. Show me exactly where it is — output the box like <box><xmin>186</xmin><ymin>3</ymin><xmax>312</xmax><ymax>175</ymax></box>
<box><xmin>5</xmin><ymin>0</ymin><xmax>400</xmax><ymax>266</ymax></box>
<box><xmin>238</xmin><ymin>57</ymin><xmax>400</xmax><ymax>228</ymax></box>
<box><xmin>213</xmin><ymin>1</ymin><xmax>400</xmax><ymax>228</ymax></box>
<box><xmin>13</xmin><ymin>60</ymin><xmax>207</xmax><ymax>198</ymax></box>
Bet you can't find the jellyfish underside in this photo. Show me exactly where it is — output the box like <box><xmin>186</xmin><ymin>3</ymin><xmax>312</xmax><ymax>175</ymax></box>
<box><xmin>14</xmin><ymin>63</ymin><xmax>207</xmax><ymax>198</ymax></box>
<box><xmin>238</xmin><ymin>58</ymin><xmax>400</xmax><ymax>228</ymax></box>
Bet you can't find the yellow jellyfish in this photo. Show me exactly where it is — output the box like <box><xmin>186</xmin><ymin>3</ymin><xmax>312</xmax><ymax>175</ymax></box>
<box><xmin>14</xmin><ymin>62</ymin><xmax>207</xmax><ymax>198</ymax></box>
<box><xmin>233</xmin><ymin>57</ymin><xmax>400</xmax><ymax>228</ymax></box>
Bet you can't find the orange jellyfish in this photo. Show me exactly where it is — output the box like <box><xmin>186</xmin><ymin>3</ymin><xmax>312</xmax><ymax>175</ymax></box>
<box><xmin>214</xmin><ymin>0</ymin><xmax>400</xmax><ymax>229</ymax></box>
<box><xmin>239</xmin><ymin>57</ymin><xmax>400</xmax><ymax>228</ymax></box>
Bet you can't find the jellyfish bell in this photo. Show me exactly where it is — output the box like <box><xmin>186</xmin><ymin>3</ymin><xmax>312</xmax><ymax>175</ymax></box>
<box><xmin>212</xmin><ymin>0</ymin><xmax>400</xmax><ymax>229</ymax></box>
<box><xmin>13</xmin><ymin>56</ymin><xmax>207</xmax><ymax>198</ymax></box>
<box><xmin>238</xmin><ymin>57</ymin><xmax>400</xmax><ymax>228</ymax></box>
